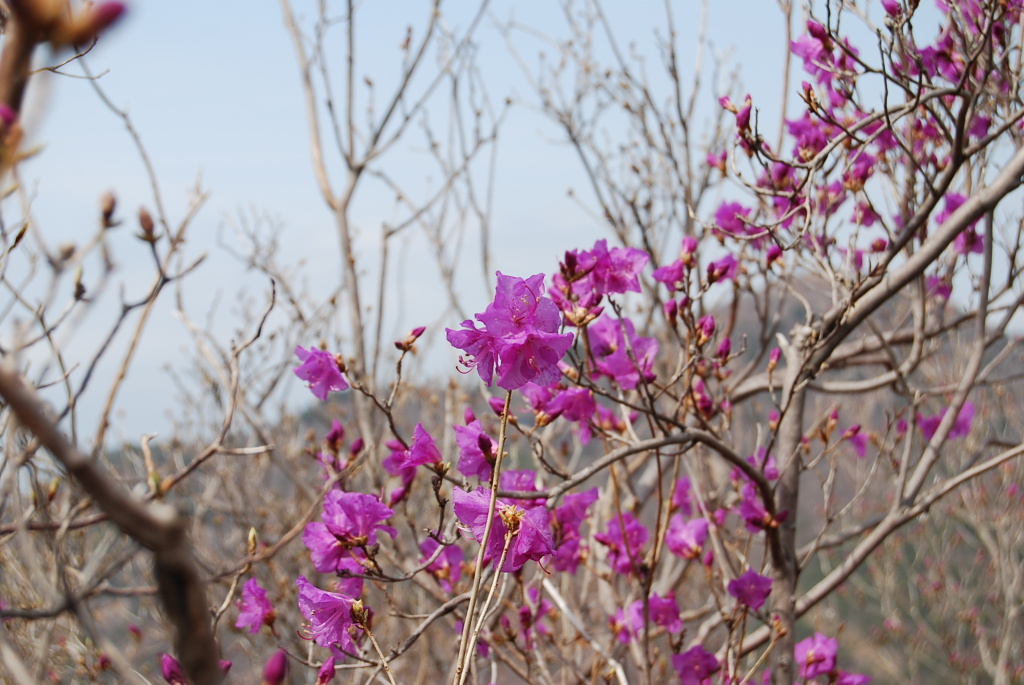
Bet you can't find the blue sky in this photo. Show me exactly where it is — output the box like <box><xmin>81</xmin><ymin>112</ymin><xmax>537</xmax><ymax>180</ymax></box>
<box><xmin>11</xmin><ymin>1</ymin><xmax>942</xmax><ymax>441</ymax></box>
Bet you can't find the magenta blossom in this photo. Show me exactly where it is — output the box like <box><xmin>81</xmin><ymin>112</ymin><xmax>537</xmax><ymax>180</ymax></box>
<box><xmin>419</xmin><ymin>537</ymin><xmax>464</xmax><ymax>593</ymax></box>
<box><xmin>235</xmin><ymin>577</ymin><xmax>274</xmax><ymax>634</ymax></box>
<box><xmin>447</xmin><ymin>272</ymin><xmax>574</xmax><ymax>390</ymax></box>
<box><xmin>296</xmin><ymin>576</ymin><xmax>361</xmax><ymax>651</ymax></box>
<box><xmin>795</xmin><ymin>632</ymin><xmax>838</xmax><ymax>679</ymax></box>
<box><xmin>672</xmin><ymin>645</ymin><xmax>720</xmax><ymax>685</ymax></box>
<box><xmin>407</xmin><ymin>422</ymin><xmax>443</xmax><ymax>467</ymax></box>
<box><xmin>727</xmin><ymin>569</ymin><xmax>773</xmax><ymax>610</ymax></box>
<box><xmin>303</xmin><ymin>490</ymin><xmax>396</xmax><ymax>575</ymax></box>
<box><xmin>578</xmin><ymin>239</ymin><xmax>649</xmax><ymax>295</ymax></box>
<box><xmin>665</xmin><ymin>514</ymin><xmax>709</xmax><ymax>560</ymax></box>
<box><xmin>262</xmin><ymin>649</ymin><xmax>288</xmax><ymax>685</ymax></box>
<box><xmin>160</xmin><ymin>654</ymin><xmax>187</xmax><ymax>685</ymax></box>
<box><xmin>594</xmin><ymin>511</ymin><xmax>649</xmax><ymax>575</ymax></box>
<box><xmin>294</xmin><ymin>346</ymin><xmax>349</xmax><ymax>401</ymax></box>
<box><xmin>551</xmin><ymin>487</ymin><xmax>599</xmax><ymax>573</ymax></box>
<box><xmin>452</xmin><ymin>487</ymin><xmax>554</xmax><ymax>572</ymax></box>
<box><xmin>316</xmin><ymin>657</ymin><xmax>337</xmax><ymax>685</ymax></box>
<box><xmin>453</xmin><ymin>420</ymin><xmax>497</xmax><ymax>480</ymax></box>
<box><xmin>622</xmin><ymin>593</ymin><xmax>682</xmax><ymax>639</ymax></box>
<box><xmin>918</xmin><ymin>401</ymin><xmax>975</xmax><ymax>441</ymax></box>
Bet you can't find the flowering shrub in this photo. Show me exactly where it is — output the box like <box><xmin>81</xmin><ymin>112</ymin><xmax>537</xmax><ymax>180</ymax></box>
<box><xmin>2</xmin><ymin>2</ymin><xmax>1024</xmax><ymax>685</ymax></box>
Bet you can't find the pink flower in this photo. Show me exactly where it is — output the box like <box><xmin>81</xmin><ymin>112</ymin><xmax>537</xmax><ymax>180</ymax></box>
<box><xmin>160</xmin><ymin>654</ymin><xmax>187</xmax><ymax>685</ymax></box>
<box><xmin>672</xmin><ymin>645</ymin><xmax>720</xmax><ymax>685</ymax></box>
<box><xmin>671</xmin><ymin>477</ymin><xmax>693</xmax><ymax>516</ymax></box>
<box><xmin>578</xmin><ymin>239</ymin><xmax>649</xmax><ymax>295</ymax></box>
<box><xmin>452</xmin><ymin>487</ymin><xmax>554</xmax><ymax>572</ymax></box>
<box><xmin>303</xmin><ymin>491</ymin><xmax>396</xmax><ymax>575</ymax></box>
<box><xmin>235</xmin><ymin>577</ymin><xmax>274</xmax><ymax>634</ymax></box>
<box><xmin>407</xmin><ymin>422</ymin><xmax>443</xmax><ymax>467</ymax></box>
<box><xmin>918</xmin><ymin>401</ymin><xmax>975</xmax><ymax>441</ymax></box>
<box><xmin>447</xmin><ymin>272</ymin><xmax>574</xmax><ymax>390</ymax></box>
<box><xmin>595</xmin><ymin>512</ymin><xmax>649</xmax><ymax>575</ymax></box>
<box><xmin>707</xmin><ymin>254</ymin><xmax>739</xmax><ymax>282</ymax></box>
<box><xmin>795</xmin><ymin>632</ymin><xmax>838</xmax><ymax>679</ymax></box>
<box><xmin>294</xmin><ymin>346</ymin><xmax>349</xmax><ymax>401</ymax></box>
<box><xmin>666</xmin><ymin>514</ymin><xmax>708</xmax><ymax>560</ymax></box>
<box><xmin>739</xmin><ymin>483</ymin><xmax>773</xmax><ymax>533</ymax></box>
<box><xmin>727</xmin><ymin>569</ymin><xmax>773</xmax><ymax>610</ymax></box>
<box><xmin>296</xmin><ymin>576</ymin><xmax>361</xmax><ymax>651</ymax></box>
<box><xmin>624</xmin><ymin>593</ymin><xmax>683</xmax><ymax>636</ymax></box>
<box><xmin>587</xmin><ymin>315</ymin><xmax>658</xmax><ymax>389</ymax></box>
<box><xmin>713</xmin><ymin>201</ymin><xmax>753</xmax><ymax>239</ymax></box>
<box><xmin>551</xmin><ymin>487</ymin><xmax>599</xmax><ymax>573</ymax></box>
<box><xmin>837</xmin><ymin>671</ymin><xmax>871</xmax><ymax>685</ymax></box>
<box><xmin>262</xmin><ymin>649</ymin><xmax>288</xmax><ymax>685</ymax></box>
<box><xmin>316</xmin><ymin>657</ymin><xmax>337</xmax><ymax>685</ymax></box>
<box><xmin>454</xmin><ymin>420</ymin><xmax>497</xmax><ymax>480</ymax></box>
<box><xmin>420</xmin><ymin>538</ymin><xmax>464</xmax><ymax>593</ymax></box>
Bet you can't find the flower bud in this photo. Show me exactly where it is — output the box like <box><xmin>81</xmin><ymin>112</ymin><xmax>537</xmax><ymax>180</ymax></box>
<box><xmin>316</xmin><ymin>657</ymin><xmax>337</xmax><ymax>685</ymax></box>
<box><xmin>100</xmin><ymin>191</ymin><xmax>117</xmax><ymax>227</ymax></box>
<box><xmin>160</xmin><ymin>654</ymin><xmax>186</xmax><ymax>685</ymax></box>
<box><xmin>138</xmin><ymin>207</ymin><xmax>157</xmax><ymax>243</ymax></box>
<box><xmin>261</xmin><ymin>649</ymin><xmax>288</xmax><ymax>685</ymax></box>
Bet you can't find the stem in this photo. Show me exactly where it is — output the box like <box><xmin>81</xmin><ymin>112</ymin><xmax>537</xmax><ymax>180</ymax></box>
<box><xmin>453</xmin><ymin>389</ymin><xmax>513</xmax><ymax>685</ymax></box>
<box><xmin>363</xmin><ymin>622</ymin><xmax>399</xmax><ymax>685</ymax></box>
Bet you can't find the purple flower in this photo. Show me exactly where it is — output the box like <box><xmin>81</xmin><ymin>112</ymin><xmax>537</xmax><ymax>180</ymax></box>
<box><xmin>595</xmin><ymin>512</ymin><xmax>649</xmax><ymax>575</ymax></box>
<box><xmin>727</xmin><ymin>569</ymin><xmax>773</xmax><ymax>610</ymax></box>
<box><xmin>624</xmin><ymin>593</ymin><xmax>683</xmax><ymax>636</ymax></box>
<box><xmin>795</xmin><ymin>632</ymin><xmax>838</xmax><ymax>679</ymax></box>
<box><xmin>666</xmin><ymin>514</ymin><xmax>709</xmax><ymax>560</ymax></box>
<box><xmin>954</xmin><ymin>227</ymin><xmax>985</xmax><ymax>254</ymax></box>
<box><xmin>316</xmin><ymin>657</ymin><xmax>337</xmax><ymax>685</ymax></box>
<box><xmin>587</xmin><ymin>315</ymin><xmax>659</xmax><ymax>390</ymax></box>
<box><xmin>322</xmin><ymin>490</ymin><xmax>397</xmax><ymax>545</ymax></box>
<box><xmin>843</xmin><ymin>425</ymin><xmax>869</xmax><ymax>458</ymax></box>
<box><xmin>447</xmin><ymin>272</ymin><xmax>574</xmax><ymax>390</ymax></box>
<box><xmin>294</xmin><ymin>346</ymin><xmax>349</xmax><ymax>401</ymax></box>
<box><xmin>927</xmin><ymin>275</ymin><xmax>952</xmax><ymax>300</ymax></box>
<box><xmin>499</xmin><ymin>469</ymin><xmax>545</xmax><ymax>509</ymax></box>
<box><xmin>454</xmin><ymin>420</ymin><xmax>497</xmax><ymax>480</ymax></box>
<box><xmin>671</xmin><ymin>645</ymin><xmax>720</xmax><ymax>685</ymax></box>
<box><xmin>235</xmin><ymin>577</ymin><xmax>274</xmax><ymax>634</ymax></box>
<box><xmin>837</xmin><ymin>671</ymin><xmax>871</xmax><ymax>685</ymax></box>
<box><xmin>551</xmin><ymin>487</ymin><xmax>599</xmax><ymax>573</ymax></box>
<box><xmin>408</xmin><ymin>422</ymin><xmax>443</xmax><ymax>467</ymax></box>
<box><xmin>452</xmin><ymin>487</ymin><xmax>554</xmax><ymax>572</ymax></box>
<box><xmin>579</xmin><ymin>239</ymin><xmax>649</xmax><ymax>295</ymax></box>
<box><xmin>882</xmin><ymin>0</ymin><xmax>901</xmax><ymax>17</ymax></box>
<box><xmin>160</xmin><ymin>654</ymin><xmax>187</xmax><ymax>685</ymax></box>
<box><xmin>918</xmin><ymin>401</ymin><xmax>975</xmax><ymax>441</ymax></box>
<box><xmin>671</xmin><ymin>477</ymin><xmax>693</xmax><ymax>516</ymax></box>
<box><xmin>420</xmin><ymin>538</ymin><xmax>463</xmax><ymax>593</ymax></box>
<box><xmin>303</xmin><ymin>491</ymin><xmax>396</xmax><ymax>574</ymax></box>
<box><xmin>296</xmin><ymin>575</ymin><xmax>360</xmax><ymax>651</ymax></box>
<box><xmin>262</xmin><ymin>649</ymin><xmax>288</xmax><ymax>685</ymax></box>
<box><xmin>739</xmin><ymin>483</ymin><xmax>773</xmax><ymax>533</ymax></box>
<box><xmin>707</xmin><ymin>254</ymin><xmax>740</xmax><ymax>283</ymax></box>
<box><xmin>653</xmin><ymin>260</ymin><xmax>686</xmax><ymax>289</ymax></box>
<box><xmin>518</xmin><ymin>587</ymin><xmax>555</xmax><ymax>649</ymax></box>
<box><xmin>545</xmin><ymin>386</ymin><xmax>596</xmax><ymax>423</ymax></box>
<box><xmin>714</xmin><ymin>201</ymin><xmax>753</xmax><ymax>239</ymax></box>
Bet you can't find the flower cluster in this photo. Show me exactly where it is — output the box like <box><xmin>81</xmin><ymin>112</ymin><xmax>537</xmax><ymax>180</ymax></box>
<box><xmin>447</xmin><ymin>272</ymin><xmax>575</xmax><ymax>390</ymax></box>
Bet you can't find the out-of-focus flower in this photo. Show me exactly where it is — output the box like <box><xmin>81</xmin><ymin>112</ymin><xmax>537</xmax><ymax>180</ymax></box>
<box><xmin>294</xmin><ymin>346</ymin><xmax>349</xmax><ymax>400</ymax></box>
<box><xmin>235</xmin><ymin>577</ymin><xmax>275</xmax><ymax>634</ymax></box>
<box><xmin>727</xmin><ymin>569</ymin><xmax>773</xmax><ymax>610</ymax></box>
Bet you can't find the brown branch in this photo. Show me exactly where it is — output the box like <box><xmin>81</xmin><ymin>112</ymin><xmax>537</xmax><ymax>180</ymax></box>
<box><xmin>0</xmin><ymin>362</ymin><xmax>222</xmax><ymax>685</ymax></box>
